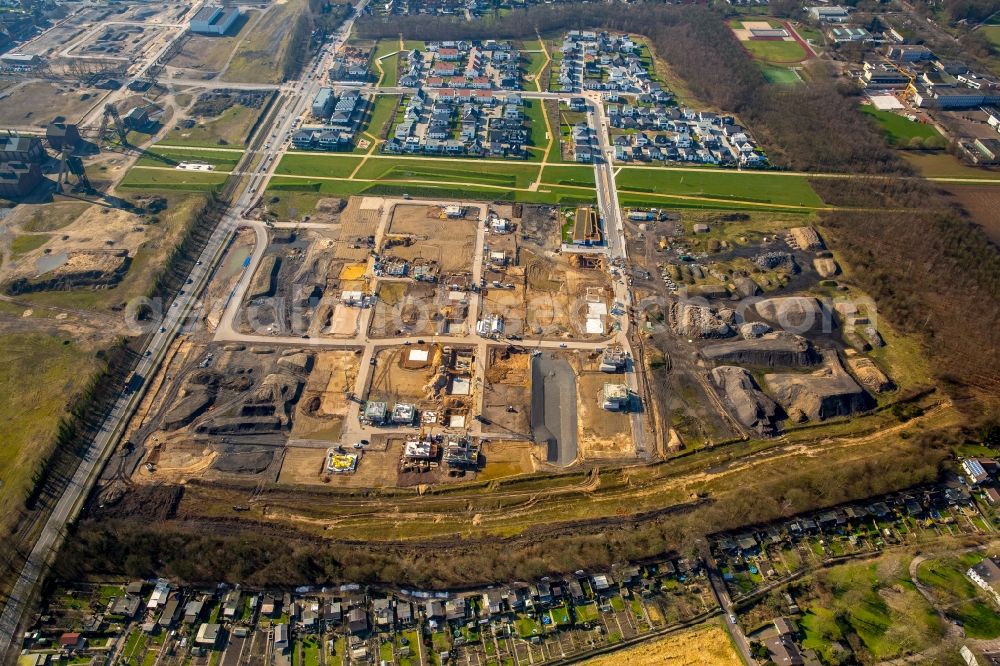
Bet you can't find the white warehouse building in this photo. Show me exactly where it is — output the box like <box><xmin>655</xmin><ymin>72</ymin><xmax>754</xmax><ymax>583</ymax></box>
<box><xmin>190</xmin><ymin>6</ymin><xmax>241</xmax><ymax>35</ymax></box>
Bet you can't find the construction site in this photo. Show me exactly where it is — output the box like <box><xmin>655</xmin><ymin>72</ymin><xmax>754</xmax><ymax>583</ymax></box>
<box><xmin>620</xmin><ymin>208</ymin><xmax>904</xmax><ymax>446</ymax></box>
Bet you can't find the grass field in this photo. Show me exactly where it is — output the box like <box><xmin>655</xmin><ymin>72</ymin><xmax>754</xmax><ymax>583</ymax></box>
<box><xmin>362</xmin><ymin>94</ymin><xmax>400</xmax><ymax>139</ymax></box>
<box><xmin>119</xmin><ymin>167</ymin><xmax>229</xmax><ymax>192</ymax></box>
<box><xmin>522</xmin><ymin>39</ymin><xmax>548</xmax><ymax>87</ymax></box>
<box><xmin>760</xmin><ymin>63</ymin><xmax>801</xmax><ymax>84</ymax></box>
<box><xmin>616</xmin><ymin>167</ymin><xmax>824</xmax><ymax>207</ymax></box>
<box><xmin>11</xmin><ymin>233</ymin><xmax>51</xmax><ymax>257</ymax></box>
<box><xmin>0</xmin><ymin>333</ymin><xmax>102</xmax><ymax>535</ymax></box>
<box><xmin>860</xmin><ymin>106</ymin><xmax>943</xmax><ymax>146</ymax></box>
<box><xmin>540</xmin><ymin>165</ymin><xmax>595</xmax><ymax>187</ymax></box>
<box><xmin>163</xmin><ymin>104</ymin><xmax>263</xmax><ymax>148</ymax></box>
<box><xmin>916</xmin><ymin>554</ymin><xmax>1000</xmax><ymax>639</ymax></box>
<box><xmin>800</xmin><ymin>554</ymin><xmax>943</xmax><ymax>663</ymax></box>
<box><xmin>353</xmin><ymin>157</ymin><xmax>540</xmax><ymax>188</ymax></box>
<box><xmin>374</xmin><ymin>39</ymin><xmax>400</xmax><ymax>87</ymax></box>
<box><xmin>981</xmin><ymin>25</ymin><xmax>1000</xmax><ymax>50</ymax></box>
<box><xmin>275</xmin><ymin>153</ymin><xmax>364</xmax><ymax>178</ymax></box>
<box><xmin>224</xmin><ymin>0</ymin><xmax>308</xmax><ymax>83</ymax></box>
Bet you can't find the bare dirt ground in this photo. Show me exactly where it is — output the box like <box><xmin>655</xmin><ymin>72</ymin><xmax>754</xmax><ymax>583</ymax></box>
<box><xmin>369</xmin><ymin>281</ymin><xmax>438</xmax><ymax>337</ymax></box>
<box><xmin>481</xmin><ymin>278</ymin><xmax>528</xmax><ymax>336</ymax></box>
<box><xmin>3</xmin><ymin>204</ymin><xmax>148</xmax><ymax>282</ymax></box>
<box><xmin>368</xmin><ymin>345</ymin><xmax>442</xmax><ymax>404</ymax></box>
<box><xmin>522</xmin><ymin>249</ymin><xmax>612</xmax><ymax>338</ymax></box>
<box><xmin>0</xmin><ymin>81</ymin><xmax>107</xmax><ymax>128</ymax></box>
<box><xmin>204</xmin><ymin>229</ymin><xmax>256</xmax><ymax>330</ymax></box>
<box><xmin>478</xmin><ymin>440</ymin><xmax>540</xmax><ymax>480</ymax></box>
<box><xmin>290</xmin><ymin>350</ymin><xmax>360</xmax><ymax>441</ymax></box>
<box><xmin>580</xmin><ymin>623</ymin><xmax>741</xmax><ymax>666</ymax></box>
<box><xmin>276</xmin><ymin>446</ymin><xmax>328</xmax><ymax>485</ymax></box>
<box><xmin>573</xmin><ymin>353</ymin><xmax>634</xmax><ymax>459</ymax></box>
<box><xmin>386</xmin><ymin>204</ymin><xmax>477</xmax><ymax>273</ymax></box>
<box><xmin>482</xmin><ymin>348</ymin><xmax>532</xmax><ymax>437</ymax></box>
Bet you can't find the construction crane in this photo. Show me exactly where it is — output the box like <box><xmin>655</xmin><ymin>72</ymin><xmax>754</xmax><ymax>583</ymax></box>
<box><xmin>96</xmin><ymin>103</ymin><xmax>128</xmax><ymax>146</ymax></box>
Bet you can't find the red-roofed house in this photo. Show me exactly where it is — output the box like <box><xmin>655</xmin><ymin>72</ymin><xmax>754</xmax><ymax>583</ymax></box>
<box><xmin>59</xmin><ymin>633</ymin><xmax>85</xmax><ymax>651</ymax></box>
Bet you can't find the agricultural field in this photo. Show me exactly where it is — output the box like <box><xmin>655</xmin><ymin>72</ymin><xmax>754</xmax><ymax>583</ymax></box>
<box><xmin>902</xmin><ymin>151</ymin><xmax>1000</xmax><ymax>180</ymax></box>
<box><xmin>860</xmin><ymin>106</ymin><xmax>944</xmax><ymax>146</ymax></box>
<box><xmin>942</xmin><ymin>183</ymin><xmax>1000</xmax><ymax>244</ymax></box>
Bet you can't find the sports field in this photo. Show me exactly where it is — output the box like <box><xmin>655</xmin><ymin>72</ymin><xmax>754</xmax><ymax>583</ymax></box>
<box><xmin>760</xmin><ymin>63</ymin><xmax>801</xmax><ymax>85</ymax></box>
<box><xmin>742</xmin><ymin>39</ymin><xmax>808</xmax><ymax>63</ymax></box>
<box><xmin>731</xmin><ymin>19</ymin><xmax>808</xmax><ymax>63</ymax></box>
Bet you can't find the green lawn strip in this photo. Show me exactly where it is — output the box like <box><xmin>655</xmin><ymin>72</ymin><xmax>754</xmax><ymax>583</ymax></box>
<box><xmin>523</xmin><ymin>98</ymin><xmax>549</xmax><ymax>163</ymax></box>
<box><xmin>269</xmin><ymin>175</ymin><xmax>596</xmax><ymax>204</ymax></box>
<box><xmin>615</xmin><ymin>167</ymin><xmax>824</xmax><ymax>207</ymax></box>
<box><xmin>353</xmin><ymin>157</ymin><xmax>539</xmax><ymax>188</ymax></box>
<box><xmin>135</xmin><ymin>147</ymin><xmax>243</xmax><ymax>171</ymax></box>
<box><xmin>539</xmin><ymin>165</ymin><xmax>595</xmax><ymax>187</ymax></box>
<box><xmin>374</xmin><ymin>39</ymin><xmax>400</xmax><ymax>87</ymax></box>
<box><xmin>134</xmin><ymin>147</ymin><xmax>244</xmax><ymax>170</ymax></box>
<box><xmin>363</xmin><ymin>94</ymin><xmax>401</xmax><ymax>139</ymax></box>
<box><xmin>120</xmin><ymin>167</ymin><xmax>229</xmax><ymax>192</ymax></box>
<box><xmin>275</xmin><ymin>153</ymin><xmax>365</xmax><ymax>178</ymax></box>
<box><xmin>859</xmin><ymin>106</ymin><xmax>943</xmax><ymax>146</ymax></box>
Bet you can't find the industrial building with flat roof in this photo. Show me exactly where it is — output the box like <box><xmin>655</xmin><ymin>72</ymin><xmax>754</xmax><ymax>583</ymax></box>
<box><xmin>190</xmin><ymin>6</ymin><xmax>241</xmax><ymax>35</ymax></box>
